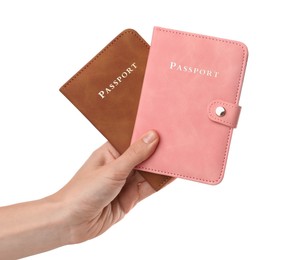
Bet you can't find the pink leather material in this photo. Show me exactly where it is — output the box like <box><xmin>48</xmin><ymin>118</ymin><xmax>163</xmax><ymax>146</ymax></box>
<box><xmin>131</xmin><ymin>26</ymin><xmax>248</xmax><ymax>184</ymax></box>
<box><xmin>208</xmin><ymin>100</ymin><xmax>241</xmax><ymax>128</ymax></box>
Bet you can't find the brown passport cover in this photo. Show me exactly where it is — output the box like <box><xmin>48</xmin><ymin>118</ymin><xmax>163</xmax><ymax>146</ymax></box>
<box><xmin>59</xmin><ymin>29</ymin><xmax>172</xmax><ymax>191</ymax></box>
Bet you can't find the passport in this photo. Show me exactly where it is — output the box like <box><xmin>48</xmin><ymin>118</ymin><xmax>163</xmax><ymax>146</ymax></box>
<box><xmin>131</xmin><ymin>26</ymin><xmax>248</xmax><ymax>184</ymax></box>
<box><xmin>60</xmin><ymin>29</ymin><xmax>172</xmax><ymax>190</ymax></box>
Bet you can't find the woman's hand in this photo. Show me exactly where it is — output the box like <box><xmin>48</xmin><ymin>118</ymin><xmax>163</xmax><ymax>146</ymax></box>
<box><xmin>53</xmin><ymin>130</ymin><xmax>160</xmax><ymax>243</ymax></box>
<box><xmin>0</xmin><ymin>130</ymin><xmax>159</xmax><ymax>259</ymax></box>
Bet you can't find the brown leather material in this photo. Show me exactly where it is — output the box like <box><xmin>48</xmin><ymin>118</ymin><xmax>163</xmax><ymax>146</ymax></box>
<box><xmin>59</xmin><ymin>29</ymin><xmax>172</xmax><ymax>191</ymax></box>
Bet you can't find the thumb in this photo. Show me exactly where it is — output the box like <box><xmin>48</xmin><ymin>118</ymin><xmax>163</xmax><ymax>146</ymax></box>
<box><xmin>113</xmin><ymin>130</ymin><xmax>159</xmax><ymax>175</ymax></box>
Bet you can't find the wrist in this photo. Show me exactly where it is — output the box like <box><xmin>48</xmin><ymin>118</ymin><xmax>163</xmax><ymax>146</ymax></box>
<box><xmin>43</xmin><ymin>194</ymin><xmax>73</xmax><ymax>247</ymax></box>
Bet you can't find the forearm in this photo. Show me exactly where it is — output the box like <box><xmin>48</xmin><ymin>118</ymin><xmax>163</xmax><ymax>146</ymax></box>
<box><xmin>0</xmin><ymin>196</ymin><xmax>70</xmax><ymax>259</ymax></box>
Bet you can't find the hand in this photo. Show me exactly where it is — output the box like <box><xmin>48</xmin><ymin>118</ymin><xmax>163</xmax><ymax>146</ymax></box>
<box><xmin>0</xmin><ymin>130</ymin><xmax>160</xmax><ymax>259</ymax></box>
<box><xmin>53</xmin><ymin>130</ymin><xmax>160</xmax><ymax>243</ymax></box>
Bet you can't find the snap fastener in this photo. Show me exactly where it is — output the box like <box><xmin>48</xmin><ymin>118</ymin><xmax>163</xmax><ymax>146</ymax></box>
<box><xmin>215</xmin><ymin>106</ymin><xmax>226</xmax><ymax>117</ymax></box>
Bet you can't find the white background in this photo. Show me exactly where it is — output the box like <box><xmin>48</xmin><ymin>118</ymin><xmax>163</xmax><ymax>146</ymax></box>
<box><xmin>0</xmin><ymin>0</ymin><xmax>281</xmax><ymax>259</ymax></box>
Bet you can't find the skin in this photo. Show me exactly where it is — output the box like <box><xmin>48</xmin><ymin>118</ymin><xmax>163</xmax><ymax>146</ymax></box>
<box><xmin>0</xmin><ymin>130</ymin><xmax>159</xmax><ymax>259</ymax></box>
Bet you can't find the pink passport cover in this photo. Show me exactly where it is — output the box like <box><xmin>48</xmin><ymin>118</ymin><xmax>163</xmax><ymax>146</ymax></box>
<box><xmin>131</xmin><ymin>26</ymin><xmax>248</xmax><ymax>184</ymax></box>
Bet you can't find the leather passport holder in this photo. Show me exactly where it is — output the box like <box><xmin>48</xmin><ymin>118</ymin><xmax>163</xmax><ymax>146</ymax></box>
<box><xmin>131</xmin><ymin>26</ymin><xmax>248</xmax><ymax>184</ymax></box>
<box><xmin>59</xmin><ymin>29</ymin><xmax>172</xmax><ymax>191</ymax></box>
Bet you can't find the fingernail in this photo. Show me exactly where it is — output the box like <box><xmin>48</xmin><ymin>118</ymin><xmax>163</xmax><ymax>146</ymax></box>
<box><xmin>142</xmin><ymin>130</ymin><xmax>158</xmax><ymax>144</ymax></box>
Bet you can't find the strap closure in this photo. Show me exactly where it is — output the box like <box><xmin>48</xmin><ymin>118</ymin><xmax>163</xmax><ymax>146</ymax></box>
<box><xmin>208</xmin><ymin>100</ymin><xmax>241</xmax><ymax>128</ymax></box>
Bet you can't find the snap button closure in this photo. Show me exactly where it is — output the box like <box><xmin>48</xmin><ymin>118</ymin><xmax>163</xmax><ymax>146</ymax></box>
<box><xmin>215</xmin><ymin>106</ymin><xmax>226</xmax><ymax>117</ymax></box>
